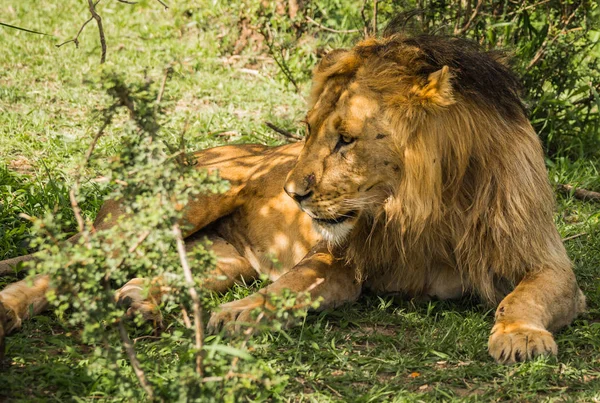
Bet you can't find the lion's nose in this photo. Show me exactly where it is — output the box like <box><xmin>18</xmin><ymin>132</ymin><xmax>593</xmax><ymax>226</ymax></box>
<box><xmin>284</xmin><ymin>184</ymin><xmax>313</xmax><ymax>204</ymax></box>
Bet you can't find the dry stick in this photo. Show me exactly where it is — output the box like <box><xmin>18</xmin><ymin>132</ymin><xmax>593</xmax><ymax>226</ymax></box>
<box><xmin>372</xmin><ymin>0</ymin><xmax>378</xmax><ymax>36</ymax></box>
<box><xmin>173</xmin><ymin>223</ymin><xmax>204</xmax><ymax>376</ymax></box>
<box><xmin>454</xmin><ymin>0</ymin><xmax>483</xmax><ymax>35</ymax></box>
<box><xmin>118</xmin><ymin>321</ymin><xmax>155</xmax><ymax>399</ymax></box>
<box><xmin>305</xmin><ymin>16</ymin><xmax>359</xmax><ymax>34</ymax></box>
<box><xmin>557</xmin><ymin>184</ymin><xmax>600</xmax><ymax>202</ymax></box>
<box><xmin>87</xmin><ymin>0</ymin><xmax>107</xmax><ymax>64</ymax></box>
<box><xmin>265</xmin><ymin>121</ymin><xmax>303</xmax><ymax>141</ymax></box>
<box><xmin>156</xmin><ymin>67</ymin><xmax>171</xmax><ymax>106</ymax></box>
<box><xmin>562</xmin><ymin>232</ymin><xmax>587</xmax><ymax>242</ymax></box>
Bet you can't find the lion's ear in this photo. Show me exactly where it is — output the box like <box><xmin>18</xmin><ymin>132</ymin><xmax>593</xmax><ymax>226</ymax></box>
<box><xmin>410</xmin><ymin>65</ymin><xmax>455</xmax><ymax>107</ymax></box>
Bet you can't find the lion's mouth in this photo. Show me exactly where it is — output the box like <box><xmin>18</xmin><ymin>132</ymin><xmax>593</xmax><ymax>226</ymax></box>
<box><xmin>312</xmin><ymin>210</ymin><xmax>358</xmax><ymax>226</ymax></box>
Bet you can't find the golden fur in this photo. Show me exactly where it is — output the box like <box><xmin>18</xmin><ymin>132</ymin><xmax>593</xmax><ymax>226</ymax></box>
<box><xmin>0</xmin><ymin>34</ymin><xmax>585</xmax><ymax>364</ymax></box>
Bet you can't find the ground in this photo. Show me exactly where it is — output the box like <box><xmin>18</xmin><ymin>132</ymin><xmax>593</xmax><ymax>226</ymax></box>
<box><xmin>1</xmin><ymin>0</ymin><xmax>600</xmax><ymax>401</ymax></box>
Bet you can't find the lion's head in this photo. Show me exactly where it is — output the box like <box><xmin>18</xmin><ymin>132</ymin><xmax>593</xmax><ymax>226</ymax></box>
<box><xmin>284</xmin><ymin>34</ymin><xmax>567</xmax><ymax>304</ymax></box>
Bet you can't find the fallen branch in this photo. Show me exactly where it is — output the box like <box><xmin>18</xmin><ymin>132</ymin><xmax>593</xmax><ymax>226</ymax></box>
<box><xmin>557</xmin><ymin>184</ymin><xmax>600</xmax><ymax>202</ymax></box>
<box><xmin>118</xmin><ymin>321</ymin><xmax>155</xmax><ymax>399</ymax></box>
<box><xmin>265</xmin><ymin>121</ymin><xmax>303</xmax><ymax>142</ymax></box>
<box><xmin>173</xmin><ymin>223</ymin><xmax>204</xmax><ymax>376</ymax></box>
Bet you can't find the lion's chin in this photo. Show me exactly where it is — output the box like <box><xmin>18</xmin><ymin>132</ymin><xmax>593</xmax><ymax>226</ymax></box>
<box><xmin>313</xmin><ymin>220</ymin><xmax>355</xmax><ymax>246</ymax></box>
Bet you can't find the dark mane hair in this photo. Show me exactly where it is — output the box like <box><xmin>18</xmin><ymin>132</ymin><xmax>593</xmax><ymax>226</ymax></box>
<box><xmin>355</xmin><ymin>33</ymin><xmax>526</xmax><ymax>119</ymax></box>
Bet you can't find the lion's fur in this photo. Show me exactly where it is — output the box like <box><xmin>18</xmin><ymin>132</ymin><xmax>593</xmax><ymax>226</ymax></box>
<box><xmin>307</xmin><ymin>34</ymin><xmax>571</xmax><ymax>305</ymax></box>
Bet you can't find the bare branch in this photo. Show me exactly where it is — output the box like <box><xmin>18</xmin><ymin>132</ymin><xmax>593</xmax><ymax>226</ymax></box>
<box><xmin>88</xmin><ymin>0</ymin><xmax>107</xmax><ymax>63</ymax></box>
<box><xmin>118</xmin><ymin>321</ymin><xmax>155</xmax><ymax>399</ymax></box>
<box><xmin>305</xmin><ymin>16</ymin><xmax>359</xmax><ymax>34</ymax></box>
<box><xmin>557</xmin><ymin>184</ymin><xmax>600</xmax><ymax>202</ymax></box>
<box><xmin>173</xmin><ymin>223</ymin><xmax>204</xmax><ymax>376</ymax></box>
<box><xmin>116</xmin><ymin>0</ymin><xmax>137</xmax><ymax>3</ymax></box>
<box><xmin>265</xmin><ymin>121</ymin><xmax>303</xmax><ymax>142</ymax></box>
<box><xmin>454</xmin><ymin>0</ymin><xmax>483</xmax><ymax>35</ymax></box>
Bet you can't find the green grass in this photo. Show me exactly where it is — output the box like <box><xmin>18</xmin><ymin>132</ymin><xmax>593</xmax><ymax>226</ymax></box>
<box><xmin>1</xmin><ymin>1</ymin><xmax>600</xmax><ymax>401</ymax></box>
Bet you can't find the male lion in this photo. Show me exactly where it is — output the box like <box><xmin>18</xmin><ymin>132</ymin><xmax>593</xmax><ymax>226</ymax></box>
<box><xmin>0</xmin><ymin>33</ymin><xmax>585</xmax><ymax>364</ymax></box>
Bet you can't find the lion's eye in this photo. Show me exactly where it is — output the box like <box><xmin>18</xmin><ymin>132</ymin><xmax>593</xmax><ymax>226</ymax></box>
<box><xmin>339</xmin><ymin>134</ymin><xmax>355</xmax><ymax>146</ymax></box>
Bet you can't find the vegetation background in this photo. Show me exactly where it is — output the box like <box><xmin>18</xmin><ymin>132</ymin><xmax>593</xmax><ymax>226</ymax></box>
<box><xmin>0</xmin><ymin>0</ymin><xmax>599</xmax><ymax>401</ymax></box>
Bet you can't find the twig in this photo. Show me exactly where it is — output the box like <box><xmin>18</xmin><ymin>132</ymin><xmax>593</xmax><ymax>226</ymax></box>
<box><xmin>56</xmin><ymin>17</ymin><xmax>93</xmax><ymax>48</ymax></box>
<box><xmin>557</xmin><ymin>184</ymin><xmax>600</xmax><ymax>202</ymax></box>
<box><xmin>265</xmin><ymin>121</ymin><xmax>303</xmax><ymax>141</ymax></box>
<box><xmin>87</xmin><ymin>0</ymin><xmax>107</xmax><ymax>63</ymax></box>
<box><xmin>173</xmin><ymin>223</ymin><xmax>204</xmax><ymax>376</ymax></box>
<box><xmin>156</xmin><ymin>67</ymin><xmax>171</xmax><ymax>106</ymax></box>
<box><xmin>69</xmin><ymin>189</ymin><xmax>86</xmax><ymax>237</ymax></box>
<box><xmin>0</xmin><ymin>22</ymin><xmax>51</xmax><ymax>36</ymax></box>
<box><xmin>305</xmin><ymin>16</ymin><xmax>359</xmax><ymax>34</ymax></box>
<box><xmin>128</xmin><ymin>230</ymin><xmax>151</xmax><ymax>253</ymax></box>
<box><xmin>118</xmin><ymin>321</ymin><xmax>155</xmax><ymax>399</ymax></box>
<box><xmin>68</xmin><ymin>111</ymin><xmax>114</xmax><ymax>246</ymax></box>
<box><xmin>527</xmin><ymin>9</ymin><xmax>578</xmax><ymax>70</ymax></box>
<box><xmin>56</xmin><ymin>0</ymin><xmax>100</xmax><ymax>48</ymax></box>
<box><xmin>562</xmin><ymin>232</ymin><xmax>587</xmax><ymax>242</ymax></box>
<box><xmin>116</xmin><ymin>0</ymin><xmax>137</xmax><ymax>3</ymax></box>
<box><xmin>180</xmin><ymin>305</ymin><xmax>192</xmax><ymax>328</ymax></box>
<box><xmin>454</xmin><ymin>0</ymin><xmax>483</xmax><ymax>35</ymax></box>
<box><xmin>372</xmin><ymin>0</ymin><xmax>378</xmax><ymax>36</ymax></box>
<box><xmin>360</xmin><ymin>0</ymin><xmax>370</xmax><ymax>37</ymax></box>
<box><xmin>155</xmin><ymin>0</ymin><xmax>169</xmax><ymax>10</ymax></box>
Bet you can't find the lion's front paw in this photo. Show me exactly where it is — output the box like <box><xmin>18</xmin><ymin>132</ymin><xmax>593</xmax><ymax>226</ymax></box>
<box><xmin>488</xmin><ymin>322</ymin><xmax>557</xmax><ymax>364</ymax></box>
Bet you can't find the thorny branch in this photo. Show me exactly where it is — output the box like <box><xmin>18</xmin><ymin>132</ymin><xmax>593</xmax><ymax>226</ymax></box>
<box><xmin>173</xmin><ymin>223</ymin><xmax>204</xmax><ymax>376</ymax></box>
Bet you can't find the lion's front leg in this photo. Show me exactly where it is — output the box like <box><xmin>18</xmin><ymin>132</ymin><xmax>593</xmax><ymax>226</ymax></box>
<box><xmin>207</xmin><ymin>244</ymin><xmax>361</xmax><ymax>334</ymax></box>
<box><xmin>488</xmin><ymin>266</ymin><xmax>585</xmax><ymax>363</ymax></box>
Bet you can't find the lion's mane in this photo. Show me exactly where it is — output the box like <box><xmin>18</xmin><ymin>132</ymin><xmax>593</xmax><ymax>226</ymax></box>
<box><xmin>309</xmin><ymin>34</ymin><xmax>570</xmax><ymax>305</ymax></box>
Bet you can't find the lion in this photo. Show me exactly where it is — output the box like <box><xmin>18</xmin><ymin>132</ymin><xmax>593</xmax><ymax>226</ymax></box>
<box><xmin>0</xmin><ymin>33</ymin><xmax>586</xmax><ymax>364</ymax></box>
